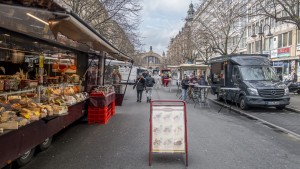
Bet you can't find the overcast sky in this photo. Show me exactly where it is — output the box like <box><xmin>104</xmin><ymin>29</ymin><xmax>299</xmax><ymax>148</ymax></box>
<box><xmin>140</xmin><ymin>0</ymin><xmax>193</xmax><ymax>56</ymax></box>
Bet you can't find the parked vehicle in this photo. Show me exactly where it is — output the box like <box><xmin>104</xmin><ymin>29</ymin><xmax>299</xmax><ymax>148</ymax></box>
<box><xmin>209</xmin><ymin>54</ymin><xmax>290</xmax><ymax>110</ymax></box>
<box><xmin>284</xmin><ymin>80</ymin><xmax>300</xmax><ymax>94</ymax></box>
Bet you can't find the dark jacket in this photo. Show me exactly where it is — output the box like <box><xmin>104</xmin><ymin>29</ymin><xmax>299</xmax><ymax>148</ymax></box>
<box><xmin>181</xmin><ymin>79</ymin><xmax>189</xmax><ymax>90</ymax></box>
<box><xmin>293</xmin><ymin>73</ymin><xmax>298</xmax><ymax>82</ymax></box>
<box><xmin>134</xmin><ymin>77</ymin><xmax>146</xmax><ymax>91</ymax></box>
<box><xmin>146</xmin><ymin>76</ymin><xmax>155</xmax><ymax>87</ymax></box>
<box><xmin>197</xmin><ymin>76</ymin><xmax>207</xmax><ymax>85</ymax></box>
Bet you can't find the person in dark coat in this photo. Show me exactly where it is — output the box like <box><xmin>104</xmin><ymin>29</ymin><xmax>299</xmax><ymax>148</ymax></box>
<box><xmin>181</xmin><ymin>75</ymin><xmax>189</xmax><ymax>101</ymax></box>
<box><xmin>197</xmin><ymin>75</ymin><xmax>207</xmax><ymax>86</ymax></box>
<box><xmin>293</xmin><ymin>72</ymin><xmax>298</xmax><ymax>82</ymax></box>
<box><xmin>133</xmin><ymin>75</ymin><xmax>146</xmax><ymax>102</ymax></box>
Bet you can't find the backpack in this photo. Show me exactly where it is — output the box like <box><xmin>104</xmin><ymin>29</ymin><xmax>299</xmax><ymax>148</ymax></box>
<box><xmin>146</xmin><ymin>77</ymin><xmax>155</xmax><ymax>87</ymax></box>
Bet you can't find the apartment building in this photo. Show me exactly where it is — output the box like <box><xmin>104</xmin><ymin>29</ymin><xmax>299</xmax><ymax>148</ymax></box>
<box><xmin>245</xmin><ymin>2</ymin><xmax>299</xmax><ymax>77</ymax></box>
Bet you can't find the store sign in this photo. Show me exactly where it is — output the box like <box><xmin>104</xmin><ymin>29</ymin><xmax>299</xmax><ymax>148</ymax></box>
<box><xmin>270</xmin><ymin>49</ymin><xmax>278</xmax><ymax>58</ymax></box>
<box><xmin>277</xmin><ymin>47</ymin><xmax>290</xmax><ymax>58</ymax></box>
<box><xmin>273</xmin><ymin>61</ymin><xmax>283</xmax><ymax>67</ymax></box>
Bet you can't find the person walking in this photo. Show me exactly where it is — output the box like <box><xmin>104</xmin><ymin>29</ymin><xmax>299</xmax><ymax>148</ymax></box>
<box><xmin>293</xmin><ymin>72</ymin><xmax>298</xmax><ymax>82</ymax></box>
<box><xmin>181</xmin><ymin>75</ymin><xmax>189</xmax><ymax>101</ymax></box>
<box><xmin>145</xmin><ymin>74</ymin><xmax>155</xmax><ymax>102</ymax></box>
<box><xmin>133</xmin><ymin>75</ymin><xmax>146</xmax><ymax>102</ymax></box>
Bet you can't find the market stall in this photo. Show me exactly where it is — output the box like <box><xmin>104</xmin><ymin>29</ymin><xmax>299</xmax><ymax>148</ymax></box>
<box><xmin>104</xmin><ymin>59</ymin><xmax>133</xmax><ymax>106</ymax></box>
<box><xmin>0</xmin><ymin>1</ymin><xmax>132</xmax><ymax>168</ymax></box>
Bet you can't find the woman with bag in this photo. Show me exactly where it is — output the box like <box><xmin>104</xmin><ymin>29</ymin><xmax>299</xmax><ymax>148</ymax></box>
<box><xmin>133</xmin><ymin>75</ymin><xmax>146</xmax><ymax>102</ymax></box>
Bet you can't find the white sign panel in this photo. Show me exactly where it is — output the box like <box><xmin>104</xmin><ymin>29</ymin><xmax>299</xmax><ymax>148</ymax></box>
<box><xmin>271</xmin><ymin>49</ymin><xmax>278</xmax><ymax>58</ymax></box>
<box><xmin>152</xmin><ymin>106</ymin><xmax>185</xmax><ymax>153</ymax></box>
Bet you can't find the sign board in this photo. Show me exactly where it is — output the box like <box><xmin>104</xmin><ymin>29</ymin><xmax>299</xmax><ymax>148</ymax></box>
<box><xmin>271</xmin><ymin>49</ymin><xmax>278</xmax><ymax>58</ymax></box>
<box><xmin>277</xmin><ymin>47</ymin><xmax>290</xmax><ymax>58</ymax></box>
<box><xmin>152</xmin><ymin>106</ymin><xmax>185</xmax><ymax>153</ymax></box>
<box><xmin>273</xmin><ymin>61</ymin><xmax>284</xmax><ymax>67</ymax></box>
<box><xmin>149</xmin><ymin>100</ymin><xmax>188</xmax><ymax>166</ymax></box>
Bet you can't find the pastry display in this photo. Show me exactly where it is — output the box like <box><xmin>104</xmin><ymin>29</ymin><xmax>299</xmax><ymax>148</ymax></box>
<box><xmin>0</xmin><ymin>72</ymin><xmax>88</xmax><ymax>132</ymax></box>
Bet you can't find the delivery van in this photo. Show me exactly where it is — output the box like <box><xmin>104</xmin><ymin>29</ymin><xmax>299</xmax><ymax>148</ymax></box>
<box><xmin>209</xmin><ymin>54</ymin><xmax>290</xmax><ymax>110</ymax></box>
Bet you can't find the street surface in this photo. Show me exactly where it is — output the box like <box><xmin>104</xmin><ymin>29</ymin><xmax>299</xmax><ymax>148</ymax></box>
<box><xmin>21</xmin><ymin>87</ymin><xmax>300</xmax><ymax>169</ymax></box>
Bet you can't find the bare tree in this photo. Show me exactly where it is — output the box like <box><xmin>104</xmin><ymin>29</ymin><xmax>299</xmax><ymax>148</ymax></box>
<box><xmin>63</xmin><ymin>0</ymin><xmax>142</xmax><ymax>53</ymax></box>
<box><xmin>253</xmin><ymin>0</ymin><xmax>300</xmax><ymax>29</ymax></box>
<box><xmin>192</xmin><ymin>0</ymin><xmax>248</xmax><ymax>56</ymax></box>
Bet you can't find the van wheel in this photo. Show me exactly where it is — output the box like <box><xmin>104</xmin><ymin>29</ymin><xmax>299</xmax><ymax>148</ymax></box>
<box><xmin>239</xmin><ymin>96</ymin><xmax>249</xmax><ymax>110</ymax></box>
<box><xmin>276</xmin><ymin>106</ymin><xmax>285</xmax><ymax>110</ymax></box>
<box><xmin>39</xmin><ymin>137</ymin><xmax>53</xmax><ymax>151</ymax></box>
<box><xmin>17</xmin><ymin>148</ymin><xmax>35</xmax><ymax>166</ymax></box>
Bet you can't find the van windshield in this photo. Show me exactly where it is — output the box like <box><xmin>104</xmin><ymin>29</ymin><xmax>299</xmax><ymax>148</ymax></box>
<box><xmin>240</xmin><ymin>66</ymin><xmax>279</xmax><ymax>81</ymax></box>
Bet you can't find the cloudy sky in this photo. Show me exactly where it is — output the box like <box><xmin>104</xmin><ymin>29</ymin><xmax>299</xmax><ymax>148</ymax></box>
<box><xmin>139</xmin><ymin>0</ymin><xmax>194</xmax><ymax>56</ymax></box>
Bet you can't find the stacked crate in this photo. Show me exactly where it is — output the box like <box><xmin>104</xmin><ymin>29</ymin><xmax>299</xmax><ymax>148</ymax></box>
<box><xmin>88</xmin><ymin>92</ymin><xmax>116</xmax><ymax>124</ymax></box>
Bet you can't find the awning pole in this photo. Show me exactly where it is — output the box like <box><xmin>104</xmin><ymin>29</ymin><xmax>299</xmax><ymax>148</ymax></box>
<box><xmin>123</xmin><ymin>61</ymin><xmax>134</xmax><ymax>99</ymax></box>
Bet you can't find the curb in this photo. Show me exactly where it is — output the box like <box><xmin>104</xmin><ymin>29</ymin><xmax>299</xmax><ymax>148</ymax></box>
<box><xmin>208</xmin><ymin>98</ymin><xmax>300</xmax><ymax>140</ymax></box>
<box><xmin>285</xmin><ymin>106</ymin><xmax>300</xmax><ymax>114</ymax></box>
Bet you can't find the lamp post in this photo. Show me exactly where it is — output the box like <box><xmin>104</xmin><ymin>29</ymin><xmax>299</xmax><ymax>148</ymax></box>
<box><xmin>251</xmin><ymin>24</ymin><xmax>273</xmax><ymax>54</ymax></box>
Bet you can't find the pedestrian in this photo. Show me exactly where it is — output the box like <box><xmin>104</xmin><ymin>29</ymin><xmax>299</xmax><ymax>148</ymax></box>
<box><xmin>197</xmin><ymin>75</ymin><xmax>207</xmax><ymax>86</ymax></box>
<box><xmin>293</xmin><ymin>72</ymin><xmax>298</xmax><ymax>82</ymax></box>
<box><xmin>145</xmin><ymin>74</ymin><xmax>155</xmax><ymax>102</ymax></box>
<box><xmin>181</xmin><ymin>75</ymin><xmax>189</xmax><ymax>101</ymax></box>
<box><xmin>133</xmin><ymin>75</ymin><xmax>146</xmax><ymax>102</ymax></box>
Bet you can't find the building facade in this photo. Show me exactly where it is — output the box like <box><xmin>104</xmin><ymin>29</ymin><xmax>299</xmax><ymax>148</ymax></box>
<box><xmin>167</xmin><ymin>3</ymin><xmax>195</xmax><ymax>65</ymax></box>
<box><xmin>135</xmin><ymin>46</ymin><xmax>164</xmax><ymax>70</ymax></box>
<box><xmin>169</xmin><ymin>0</ymin><xmax>300</xmax><ymax>80</ymax></box>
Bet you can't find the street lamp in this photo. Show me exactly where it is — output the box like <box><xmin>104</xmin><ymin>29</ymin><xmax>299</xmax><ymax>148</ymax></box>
<box><xmin>251</xmin><ymin>24</ymin><xmax>273</xmax><ymax>54</ymax></box>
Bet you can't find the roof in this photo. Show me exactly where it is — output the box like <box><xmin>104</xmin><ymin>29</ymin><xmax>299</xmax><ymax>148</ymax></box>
<box><xmin>209</xmin><ymin>54</ymin><xmax>269</xmax><ymax>64</ymax></box>
<box><xmin>168</xmin><ymin>64</ymin><xmax>208</xmax><ymax>70</ymax></box>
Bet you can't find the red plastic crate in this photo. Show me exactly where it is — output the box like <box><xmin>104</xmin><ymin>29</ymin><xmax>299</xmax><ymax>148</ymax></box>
<box><xmin>88</xmin><ymin>107</ymin><xmax>111</xmax><ymax>124</ymax></box>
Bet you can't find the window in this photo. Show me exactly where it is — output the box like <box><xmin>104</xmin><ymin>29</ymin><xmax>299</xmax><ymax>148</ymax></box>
<box><xmin>255</xmin><ymin>40</ymin><xmax>260</xmax><ymax>53</ymax></box>
<box><xmin>278</xmin><ymin>34</ymin><xmax>282</xmax><ymax>48</ymax></box>
<box><xmin>251</xmin><ymin>42</ymin><xmax>254</xmax><ymax>53</ymax></box>
<box><xmin>248</xmin><ymin>43</ymin><xmax>251</xmax><ymax>53</ymax></box>
<box><xmin>283</xmin><ymin>32</ymin><xmax>288</xmax><ymax>47</ymax></box>
<box><xmin>248</xmin><ymin>26</ymin><xmax>251</xmax><ymax>37</ymax></box>
<box><xmin>265</xmin><ymin>38</ymin><xmax>270</xmax><ymax>50</ymax></box>
<box><xmin>288</xmin><ymin>31</ymin><xmax>292</xmax><ymax>46</ymax></box>
<box><xmin>298</xmin><ymin>30</ymin><xmax>300</xmax><ymax>44</ymax></box>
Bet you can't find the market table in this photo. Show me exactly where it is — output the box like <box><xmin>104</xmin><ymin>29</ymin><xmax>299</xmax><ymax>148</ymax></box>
<box><xmin>0</xmin><ymin>100</ymin><xmax>87</xmax><ymax>168</ymax></box>
<box><xmin>218</xmin><ymin>87</ymin><xmax>240</xmax><ymax>113</ymax></box>
<box><xmin>193</xmin><ymin>85</ymin><xmax>211</xmax><ymax>108</ymax></box>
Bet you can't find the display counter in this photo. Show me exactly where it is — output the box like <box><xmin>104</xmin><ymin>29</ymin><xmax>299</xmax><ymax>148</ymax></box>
<box><xmin>0</xmin><ymin>100</ymin><xmax>87</xmax><ymax>168</ymax></box>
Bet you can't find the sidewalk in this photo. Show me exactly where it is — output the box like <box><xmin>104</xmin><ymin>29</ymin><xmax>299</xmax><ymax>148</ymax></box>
<box><xmin>288</xmin><ymin>94</ymin><xmax>300</xmax><ymax>111</ymax></box>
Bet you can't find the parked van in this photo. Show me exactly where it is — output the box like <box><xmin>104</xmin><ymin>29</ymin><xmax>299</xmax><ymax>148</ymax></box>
<box><xmin>209</xmin><ymin>54</ymin><xmax>290</xmax><ymax>110</ymax></box>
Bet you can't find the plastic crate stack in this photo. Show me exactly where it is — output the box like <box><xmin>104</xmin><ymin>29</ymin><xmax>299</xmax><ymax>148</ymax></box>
<box><xmin>88</xmin><ymin>92</ymin><xmax>116</xmax><ymax>124</ymax></box>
